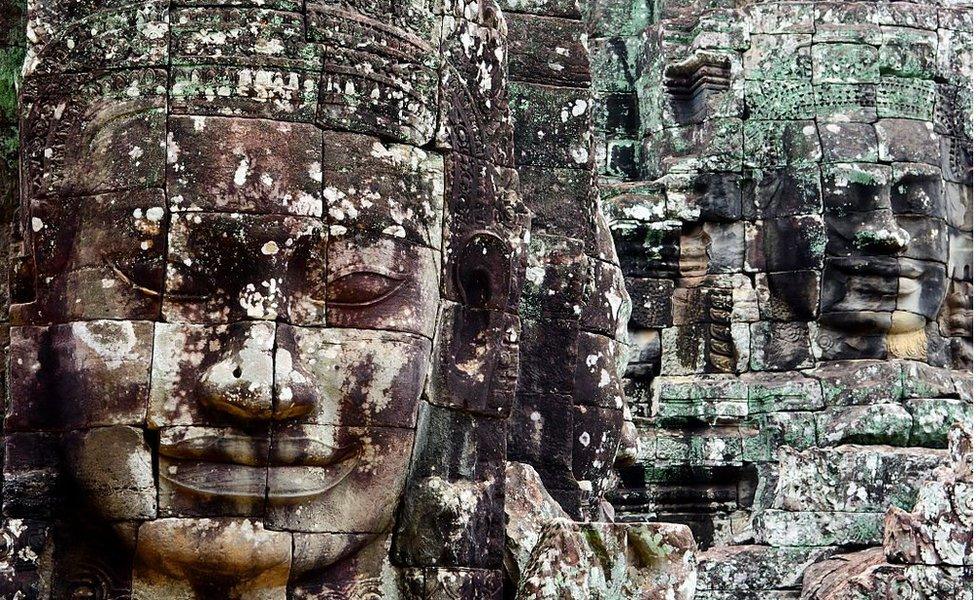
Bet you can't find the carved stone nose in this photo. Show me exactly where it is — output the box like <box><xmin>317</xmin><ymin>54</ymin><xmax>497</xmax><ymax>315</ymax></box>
<box><xmin>272</xmin><ymin>346</ymin><xmax>317</xmax><ymax>421</ymax></box>
<box><xmin>854</xmin><ymin>224</ymin><xmax>911</xmax><ymax>255</ymax></box>
<box><xmin>197</xmin><ymin>322</ymin><xmax>275</xmax><ymax>422</ymax></box>
<box><xmin>199</xmin><ymin>351</ymin><xmax>273</xmax><ymax>421</ymax></box>
<box><xmin>197</xmin><ymin>322</ymin><xmax>315</xmax><ymax>422</ymax></box>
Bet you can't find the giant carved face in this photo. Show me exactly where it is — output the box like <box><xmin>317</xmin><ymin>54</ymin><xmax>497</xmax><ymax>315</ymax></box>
<box><xmin>597</xmin><ymin>0</ymin><xmax>970</xmax><ymax>552</ymax></box>
<box><xmin>10</xmin><ymin>1</ymin><xmax>522</xmax><ymax>595</ymax></box>
<box><xmin>629</xmin><ymin>0</ymin><xmax>972</xmax><ymax>366</ymax></box>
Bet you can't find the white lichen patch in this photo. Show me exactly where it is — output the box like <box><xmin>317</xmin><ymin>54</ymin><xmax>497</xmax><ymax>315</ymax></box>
<box><xmin>239</xmin><ymin>278</ymin><xmax>283</xmax><ymax>319</ymax></box>
<box><xmin>72</xmin><ymin>320</ymin><xmax>139</xmax><ymax>370</ymax></box>
<box><xmin>233</xmin><ymin>157</ymin><xmax>251</xmax><ymax>186</ymax></box>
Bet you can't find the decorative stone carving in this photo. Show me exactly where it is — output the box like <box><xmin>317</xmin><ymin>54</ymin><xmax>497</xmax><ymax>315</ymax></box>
<box><xmin>592</xmin><ymin>0</ymin><xmax>971</xmax><ymax>594</ymax></box>
<box><xmin>0</xmin><ymin>0</ymin><xmax>700</xmax><ymax>597</ymax></box>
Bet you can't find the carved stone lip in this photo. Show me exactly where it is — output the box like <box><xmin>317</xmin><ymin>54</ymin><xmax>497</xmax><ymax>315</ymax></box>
<box><xmin>897</xmin><ymin>261</ymin><xmax>924</xmax><ymax>296</ymax></box>
<box><xmin>818</xmin><ymin>310</ymin><xmax>894</xmax><ymax>333</ymax></box>
<box><xmin>159</xmin><ymin>431</ymin><xmax>362</xmax><ymax>504</ymax></box>
<box><xmin>830</xmin><ymin>256</ymin><xmax>903</xmax><ymax>278</ymax></box>
<box><xmin>898</xmin><ymin>277</ymin><xmax>922</xmax><ymax>295</ymax></box>
<box><xmin>159</xmin><ymin>433</ymin><xmax>361</xmax><ymax>468</ymax></box>
<box><xmin>897</xmin><ymin>260</ymin><xmax>925</xmax><ymax>279</ymax></box>
<box><xmin>159</xmin><ymin>433</ymin><xmax>362</xmax><ymax>504</ymax></box>
<box><xmin>160</xmin><ymin>460</ymin><xmax>359</xmax><ymax>504</ymax></box>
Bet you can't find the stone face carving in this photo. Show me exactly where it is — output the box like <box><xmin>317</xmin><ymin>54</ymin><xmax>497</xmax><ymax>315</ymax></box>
<box><xmin>8</xmin><ymin>1</ymin><xmax>432</xmax><ymax>597</ymax></box>
<box><xmin>10</xmin><ymin>0</ymin><xmax>462</xmax><ymax>592</ymax></box>
<box><xmin>3</xmin><ymin>0</ymin><xmax>968</xmax><ymax>595</ymax></box>
<box><xmin>591</xmin><ymin>0</ymin><xmax>972</xmax><ymax>595</ymax></box>
<box><xmin>0</xmin><ymin>0</ymin><xmax>698</xmax><ymax>598</ymax></box>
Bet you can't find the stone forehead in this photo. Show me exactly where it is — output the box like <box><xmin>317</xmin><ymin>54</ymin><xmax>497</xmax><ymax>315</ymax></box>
<box><xmin>18</xmin><ymin>5</ymin><xmax>532</xmax><ymax>270</ymax></box>
<box><xmin>645</xmin><ymin>1</ymin><xmax>971</xmax><ymax>124</ymax></box>
<box><xmin>634</xmin><ymin>1</ymin><xmax>973</xmax><ymax>194</ymax></box>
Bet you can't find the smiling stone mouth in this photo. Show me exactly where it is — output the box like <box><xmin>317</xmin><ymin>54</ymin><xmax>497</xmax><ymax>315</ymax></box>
<box><xmin>830</xmin><ymin>257</ymin><xmax>901</xmax><ymax>278</ymax></box>
<box><xmin>158</xmin><ymin>434</ymin><xmax>360</xmax><ymax>504</ymax></box>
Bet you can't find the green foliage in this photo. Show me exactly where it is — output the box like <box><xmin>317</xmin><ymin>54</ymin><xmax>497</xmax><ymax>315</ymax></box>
<box><xmin>0</xmin><ymin>46</ymin><xmax>24</xmax><ymax>125</ymax></box>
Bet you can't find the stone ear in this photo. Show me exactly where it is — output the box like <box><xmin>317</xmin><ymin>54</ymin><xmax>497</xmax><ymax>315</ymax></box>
<box><xmin>429</xmin><ymin>231</ymin><xmax>520</xmax><ymax>417</ymax></box>
<box><xmin>453</xmin><ymin>231</ymin><xmax>512</xmax><ymax>311</ymax></box>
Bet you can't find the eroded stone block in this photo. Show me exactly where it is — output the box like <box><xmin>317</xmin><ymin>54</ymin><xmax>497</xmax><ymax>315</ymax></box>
<box><xmin>64</xmin><ymin>426</ymin><xmax>156</xmax><ymax>521</ymax></box>
<box><xmin>8</xmin><ymin>321</ymin><xmax>153</xmax><ymax>431</ymax></box>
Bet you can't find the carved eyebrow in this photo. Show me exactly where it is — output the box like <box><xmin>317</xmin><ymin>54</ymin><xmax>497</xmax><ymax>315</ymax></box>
<box><xmin>82</xmin><ymin>103</ymin><xmax>158</xmax><ymax>150</ymax></box>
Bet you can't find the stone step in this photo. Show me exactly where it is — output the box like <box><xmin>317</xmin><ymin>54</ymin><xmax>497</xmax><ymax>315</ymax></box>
<box><xmin>636</xmin><ymin>426</ymin><xmax>751</xmax><ymax>466</ymax></box>
<box><xmin>697</xmin><ymin>544</ymin><xmax>836</xmax><ymax>592</ymax></box>
<box><xmin>771</xmin><ymin>445</ymin><xmax>948</xmax><ymax>514</ymax></box>
<box><xmin>612</xmin><ymin>483</ymin><xmax>741</xmax><ymax>505</ymax></box>
<box><xmin>647</xmin><ymin>373</ymin><xmax>824</xmax><ymax>424</ymax></box>
<box><xmin>640</xmin><ymin>366</ymin><xmax>970</xmax><ymax>449</ymax></box>
<box><xmin>635</xmin><ymin>416</ymin><xmax>818</xmax><ymax>466</ymax></box>
<box><xmin>754</xmin><ymin>509</ymin><xmax>884</xmax><ymax>547</ymax></box>
<box><xmin>815</xmin><ymin>400</ymin><xmax>973</xmax><ymax>448</ymax></box>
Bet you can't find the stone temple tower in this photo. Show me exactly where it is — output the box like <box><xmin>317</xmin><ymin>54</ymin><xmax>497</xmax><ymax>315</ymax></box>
<box><xmin>0</xmin><ymin>0</ymin><xmax>970</xmax><ymax>597</ymax></box>
<box><xmin>590</xmin><ymin>0</ymin><xmax>973</xmax><ymax>596</ymax></box>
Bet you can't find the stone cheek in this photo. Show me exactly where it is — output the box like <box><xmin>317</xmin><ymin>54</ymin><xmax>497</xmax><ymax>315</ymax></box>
<box><xmin>8</xmin><ymin>321</ymin><xmax>154</xmax><ymax>431</ymax></box>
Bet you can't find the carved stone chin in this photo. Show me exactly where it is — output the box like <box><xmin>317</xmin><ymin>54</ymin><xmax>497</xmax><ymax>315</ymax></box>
<box><xmin>134</xmin><ymin>519</ymin><xmax>292</xmax><ymax>585</ymax></box>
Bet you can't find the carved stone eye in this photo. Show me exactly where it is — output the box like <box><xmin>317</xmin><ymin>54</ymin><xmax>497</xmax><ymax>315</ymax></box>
<box><xmin>327</xmin><ymin>271</ymin><xmax>405</xmax><ymax>307</ymax></box>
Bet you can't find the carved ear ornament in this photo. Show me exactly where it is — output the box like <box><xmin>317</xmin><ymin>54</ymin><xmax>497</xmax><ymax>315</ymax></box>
<box><xmin>453</xmin><ymin>230</ymin><xmax>511</xmax><ymax>311</ymax></box>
